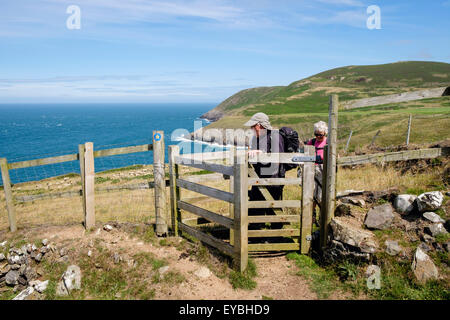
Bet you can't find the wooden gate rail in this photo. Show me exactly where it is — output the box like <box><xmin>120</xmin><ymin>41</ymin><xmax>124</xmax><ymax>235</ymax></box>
<box><xmin>1</xmin><ymin>141</ymin><xmax>155</xmax><ymax>232</ymax></box>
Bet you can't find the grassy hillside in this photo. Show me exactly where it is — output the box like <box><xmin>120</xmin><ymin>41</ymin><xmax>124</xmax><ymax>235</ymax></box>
<box><xmin>202</xmin><ymin>61</ymin><xmax>450</xmax><ymax>120</ymax></box>
<box><xmin>201</xmin><ymin>61</ymin><xmax>450</xmax><ymax>150</ymax></box>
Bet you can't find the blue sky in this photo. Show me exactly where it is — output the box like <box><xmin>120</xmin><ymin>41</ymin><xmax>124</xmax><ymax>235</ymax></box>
<box><xmin>0</xmin><ymin>0</ymin><xmax>449</xmax><ymax>103</ymax></box>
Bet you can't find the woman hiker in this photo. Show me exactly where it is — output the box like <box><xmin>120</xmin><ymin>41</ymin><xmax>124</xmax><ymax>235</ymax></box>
<box><xmin>305</xmin><ymin>121</ymin><xmax>328</xmax><ymax>226</ymax></box>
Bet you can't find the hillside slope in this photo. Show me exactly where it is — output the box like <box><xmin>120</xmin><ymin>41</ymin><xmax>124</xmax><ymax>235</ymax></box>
<box><xmin>201</xmin><ymin>61</ymin><xmax>450</xmax><ymax>121</ymax></box>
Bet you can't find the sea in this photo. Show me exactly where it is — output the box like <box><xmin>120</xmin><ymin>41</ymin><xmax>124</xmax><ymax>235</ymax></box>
<box><xmin>0</xmin><ymin>103</ymin><xmax>227</xmax><ymax>185</ymax></box>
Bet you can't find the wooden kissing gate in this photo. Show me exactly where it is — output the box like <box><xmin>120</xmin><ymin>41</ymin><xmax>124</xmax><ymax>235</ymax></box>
<box><xmin>168</xmin><ymin>145</ymin><xmax>317</xmax><ymax>272</ymax></box>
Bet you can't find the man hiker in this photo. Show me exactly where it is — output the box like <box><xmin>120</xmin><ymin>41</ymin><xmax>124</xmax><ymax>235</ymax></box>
<box><xmin>244</xmin><ymin>112</ymin><xmax>285</xmax><ymax>229</ymax></box>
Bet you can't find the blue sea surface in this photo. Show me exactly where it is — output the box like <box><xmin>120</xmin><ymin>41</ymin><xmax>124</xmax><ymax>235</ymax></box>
<box><xmin>0</xmin><ymin>103</ymin><xmax>225</xmax><ymax>184</ymax></box>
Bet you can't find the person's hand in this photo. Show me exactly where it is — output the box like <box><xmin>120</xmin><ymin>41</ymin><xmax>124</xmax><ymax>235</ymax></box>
<box><xmin>248</xmin><ymin>150</ymin><xmax>262</xmax><ymax>158</ymax></box>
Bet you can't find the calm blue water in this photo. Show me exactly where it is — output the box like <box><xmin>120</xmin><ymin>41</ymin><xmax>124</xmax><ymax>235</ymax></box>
<box><xmin>0</xmin><ymin>103</ymin><xmax>225</xmax><ymax>185</ymax></box>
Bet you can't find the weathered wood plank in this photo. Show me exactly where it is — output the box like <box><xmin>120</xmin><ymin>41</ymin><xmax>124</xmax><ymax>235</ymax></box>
<box><xmin>78</xmin><ymin>144</ymin><xmax>86</xmax><ymax>226</ymax></box>
<box><xmin>176</xmin><ymin>151</ymin><xmax>230</xmax><ymax>161</ymax></box>
<box><xmin>233</xmin><ymin>152</ymin><xmax>248</xmax><ymax>272</ymax></box>
<box><xmin>248</xmin><ymin>178</ymin><xmax>302</xmax><ymax>186</ymax></box>
<box><xmin>153</xmin><ymin>131</ymin><xmax>168</xmax><ymax>236</ymax></box>
<box><xmin>176</xmin><ymin>179</ymin><xmax>234</xmax><ymax>203</ymax></box>
<box><xmin>0</xmin><ymin>158</ymin><xmax>17</xmax><ymax>232</ymax></box>
<box><xmin>8</xmin><ymin>153</ymin><xmax>78</xmax><ymax>170</ymax></box>
<box><xmin>229</xmin><ymin>147</ymin><xmax>235</xmax><ymax>246</ymax></box>
<box><xmin>301</xmin><ymin>145</ymin><xmax>315</xmax><ymax>254</ymax></box>
<box><xmin>248</xmin><ymin>215</ymin><xmax>300</xmax><ymax>223</ymax></box>
<box><xmin>179</xmin><ymin>222</ymin><xmax>236</xmax><ymax>258</ymax></box>
<box><xmin>248</xmin><ymin>243</ymin><xmax>300</xmax><ymax>251</ymax></box>
<box><xmin>338</xmin><ymin>148</ymin><xmax>447</xmax><ymax>166</ymax></box>
<box><xmin>84</xmin><ymin>142</ymin><xmax>95</xmax><ymax>230</ymax></box>
<box><xmin>178</xmin><ymin>200</ymin><xmax>234</xmax><ymax>229</ymax></box>
<box><xmin>93</xmin><ymin>144</ymin><xmax>152</xmax><ymax>158</ymax></box>
<box><xmin>169</xmin><ymin>145</ymin><xmax>181</xmax><ymax>236</ymax></box>
<box><xmin>174</xmin><ymin>156</ymin><xmax>234</xmax><ymax>176</ymax></box>
<box><xmin>247</xmin><ymin>200</ymin><xmax>301</xmax><ymax>209</ymax></box>
<box><xmin>248</xmin><ymin>229</ymin><xmax>300</xmax><ymax>238</ymax></box>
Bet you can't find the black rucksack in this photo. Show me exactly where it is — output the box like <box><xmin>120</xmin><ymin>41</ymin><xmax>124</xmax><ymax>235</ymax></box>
<box><xmin>279</xmin><ymin>127</ymin><xmax>300</xmax><ymax>171</ymax></box>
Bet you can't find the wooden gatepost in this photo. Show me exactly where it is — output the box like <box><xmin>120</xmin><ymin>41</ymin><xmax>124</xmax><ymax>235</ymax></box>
<box><xmin>168</xmin><ymin>146</ymin><xmax>316</xmax><ymax>272</ymax></box>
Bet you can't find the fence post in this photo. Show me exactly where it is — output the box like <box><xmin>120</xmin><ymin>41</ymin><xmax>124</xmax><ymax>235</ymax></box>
<box><xmin>301</xmin><ymin>145</ymin><xmax>315</xmax><ymax>254</ymax></box>
<box><xmin>84</xmin><ymin>142</ymin><xmax>95</xmax><ymax>230</ymax></box>
<box><xmin>320</xmin><ymin>145</ymin><xmax>329</xmax><ymax>249</ymax></box>
<box><xmin>233</xmin><ymin>150</ymin><xmax>248</xmax><ymax>272</ymax></box>
<box><xmin>320</xmin><ymin>95</ymin><xmax>339</xmax><ymax>250</ymax></box>
<box><xmin>406</xmin><ymin>114</ymin><xmax>412</xmax><ymax>146</ymax></box>
<box><xmin>0</xmin><ymin>158</ymin><xmax>17</xmax><ymax>232</ymax></box>
<box><xmin>344</xmin><ymin>130</ymin><xmax>353</xmax><ymax>154</ymax></box>
<box><xmin>153</xmin><ymin>130</ymin><xmax>168</xmax><ymax>236</ymax></box>
<box><xmin>168</xmin><ymin>145</ymin><xmax>180</xmax><ymax>236</ymax></box>
<box><xmin>229</xmin><ymin>146</ymin><xmax>235</xmax><ymax>246</ymax></box>
<box><xmin>78</xmin><ymin>144</ymin><xmax>86</xmax><ymax>225</ymax></box>
<box><xmin>370</xmin><ymin>130</ymin><xmax>381</xmax><ymax>147</ymax></box>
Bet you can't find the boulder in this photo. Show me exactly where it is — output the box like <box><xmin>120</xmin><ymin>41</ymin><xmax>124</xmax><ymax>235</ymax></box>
<box><xmin>426</xmin><ymin>223</ymin><xmax>448</xmax><ymax>237</ymax></box>
<box><xmin>393</xmin><ymin>195</ymin><xmax>417</xmax><ymax>215</ymax></box>
<box><xmin>30</xmin><ymin>280</ymin><xmax>49</xmax><ymax>293</ymax></box>
<box><xmin>411</xmin><ymin>247</ymin><xmax>439</xmax><ymax>284</ymax></box>
<box><xmin>103</xmin><ymin>224</ymin><xmax>113</xmax><ymax>232</ymax></box>
<box><xmin>12</xmin><ymin>286</ymin><xmax>34</xmax><ymax>300</ymax></box>
<box><xmin>330</xmin><ymin>218</ymin><xmax>378</xmax><ymax>254</ymax></box>
<box><xmin>416</xmin><ymin>191</ymin><xmax>443</xmax><ymax>213</ymax></box>
<box><xmin>364</xmin><ymin>203</ymin><xmax>395</xmax><ymax>230</ymax></box>
<box><xmin>5</xmin><ymin>270</ymin><xmax>20</xmax><ymax>286</ymax></box>
<box><xmin>56</xmin><ymin>265</ymin><xmax>82</xmax><ymax>296</ymax></box>
<box><xmin>0</xmin><ymin>253</ymin><xmax>5</xmax><ymax>262</ymax></box>
<box><xmin>385</xmin><ymin>240</ymin><xmax>402</xmax><ymax>256</ymax></box>
<box><xmin>423</xmin><ymin>212</ymin><xmax>445</xmax><ymax>223</ymax></box>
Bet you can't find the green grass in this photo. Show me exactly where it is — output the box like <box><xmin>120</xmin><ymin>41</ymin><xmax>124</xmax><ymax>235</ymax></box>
<box><xmin>286</xmin><ymin>253</ymin><xmax>340</xmax><ymax>299</ymax></box>
<box><xmin>229</xmin><ymin>259</ymin><xmax>258</xmax><ymax>290</ymax></box>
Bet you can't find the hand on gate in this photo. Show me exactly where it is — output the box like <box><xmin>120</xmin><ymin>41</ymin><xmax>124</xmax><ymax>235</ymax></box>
<box><xmin>248</xmin><ymin>149</ymin><xmax>262</xmax><ymax>159</ymax></box>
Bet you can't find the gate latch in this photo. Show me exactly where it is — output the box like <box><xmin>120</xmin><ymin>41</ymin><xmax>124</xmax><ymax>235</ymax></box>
<box><xmin>291</xmin><ymin>156</ymin><xmax>316</xmax><ymax>163</ymax></box>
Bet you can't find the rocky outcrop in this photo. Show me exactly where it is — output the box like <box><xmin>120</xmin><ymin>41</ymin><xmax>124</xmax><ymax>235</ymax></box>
<box><xmin>364</xmin><ymin>204</ymin><xmax>395</xmax><ymax>230</ymax></box>
<box><xmin>416</xmin><ymin>191</ymin><xmax>444</xmax><ymax>213</ymax></box>
<box><xmin>393</xmin><ymin>195</ymin><xmax>417</xmax><ymax>215</ymax></box>
<box><xmin>411</xmin><ymin>247</ymin><xmax>439</xmax><ymax>284</ymax></box>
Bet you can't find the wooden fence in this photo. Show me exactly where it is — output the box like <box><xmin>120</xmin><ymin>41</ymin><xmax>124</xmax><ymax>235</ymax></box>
<box><xmin>0</xmin><ymin>136</ymin><xmax>159</xmax><ymax>233</ymax></box>
<box><xmin>169</xmin><ymin>145</ymin><xmax>316</xmax><ymax>271</ymax></box>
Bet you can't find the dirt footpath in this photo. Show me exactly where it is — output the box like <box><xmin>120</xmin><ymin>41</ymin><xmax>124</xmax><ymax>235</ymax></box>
<box><xmin>1</xmin><ymin>224</ymin><xmax>326</xmax><ymax>300</ymax></box>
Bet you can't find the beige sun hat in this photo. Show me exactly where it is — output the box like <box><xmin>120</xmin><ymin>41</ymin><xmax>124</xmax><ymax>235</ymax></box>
<box><xmin>244</xmin><ymin>112</ymin><xmax>272</xmax><ymax>130</ymax></box>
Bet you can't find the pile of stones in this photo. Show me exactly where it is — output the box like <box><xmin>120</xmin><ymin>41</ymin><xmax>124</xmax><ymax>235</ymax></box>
<box><xmin>324</xmin><ymin>190</ymin><xmax>449</xmax><ymax>284</ymax></box>
<box><xmin>0</xmin><ymin>239</ymin><xmax>53</xmax><ymax>296</ymax></box>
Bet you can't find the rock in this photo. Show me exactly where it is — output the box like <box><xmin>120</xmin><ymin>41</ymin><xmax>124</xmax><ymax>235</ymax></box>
<box><xmin>40</xmin><ymin>246</ymin><xmax>49</xmax><ymax>254</ymax></box>
<box><xmin>365</xmin><ymin>264</ymin><xmax>380</xmax><ymax>278</ymax></box>
<box><xmin>0</xmin><ymin>253</ymin><xmax>5</xmax><ymax>262</ymax></box>
<box><xmin>418</xmin><ymin>242</ymin><xmax>432</xmax><ymax>252</ymax></box>
<box><xmin>113</xmin><ymin>253</ymin><xmax>121</xmax><ymax>264</ymax></box>
<box><xmin>393</xmin><ymin>195</ymin><xmax>417</xmax><ymax>215</ymax></box>
<box><xmin>42</xmin><ymin>239</ymin><xmax>49</xmax><ymax>246</ymax></box>
<box><xmin>56</xmin><ymin>265</ymin><xmax>82</xmax><ymax>296</ymax></box>
<box><xmin>385</xmin><ymin>240</ymin><xmax>402</xmax><ymax>256</ymax></box>
<box><xmin>416</xmin><ymin>191</ymin><xmax>444</xmax><ymax>213</ymax></box>
<box><xmin>412</xmin><ymin>247</ymin><xmax>439</xmax><ymax>284</ymax></box>
<box><xmin>426</xmin><ymin>223</ymin><xmax>448</xmax><ymax>237</ymax></box>
<box><xmin>87</xmin><ymin>250</ymin><xmax>92</xmax><ymax>257</ymax></box>
<box><xmin>324</xmin><ymin>240</ymin><xmax>371</xmax><ymax>262</ymax></box>
<box><xmin>8</xmin><ymin>254</ymin><xmax>21</xmax><ymax>265</ymax></box>
<box><xmin>330</xmin><ymin>218</ymin><xmax>378</xmax><ymax>254</ymax></box>
<box><xmin>423</xmin><ymin>212</ymin><xmax>445</xmax><ymax>223</ymax></box>
<box><xmin>26</xmin><ymin>244</ymin><xmax>32</xmax><ymax>253</ymax></box>
<box><xmin>0</xmin><ymin>241</ymin><xmax>7</xmax><ymax>247</ymax></box>
<box><xmin>158</xmin><ymin>266</ymin><xmax>170</xmax><ymax>276</ymax></box>
<box><xmin>194</xmin><ymin>266</ymin><xmax>212</xmax><ymax>279</ymax></box>
<box><xmin>127</xmin><ymin>259</ymin><xmax>136</xmax><ymax>268</ymax></box>
<box><xmin>31</xmin><ymin>280</ymin><xmax>49</xmax><ymax>293</ymax></box>
<box><xmin>31</xmin><ymin>244</ymin><xmax>37</xmax><ymax>252</ymax></box>
<box><xmin>59</xmin><ymin>248</ymin><xmax>67</xmax><ymax>257</ymax></box>
<box><xmin>11</xmin><ymin>264</ymin><xmax>20</xmax><ymax>270</ymax></box>
<box><xmin>12</xmin><ymin>286</ymin><xmax>34</xmax><ymax>300</ymax></box>
<box><xmin>19</xmin><ymin>265</ymin><xmax>26</xmax><ymax>276</ymax></box>
<box><xmin>5</xmin><ymin>270</ymin><xmax>20</xmax><ymax>286</ymax></box>
<box><xmin>335</xmin><ymin>203</ymin><xmax>352</xmax><ymax>217</ymax></box>
<box><xmin>1</xmin><ymin>264</ymin><xmax>11</xmax><ymax>276</ymax></box>
<box><xmin>34</xmin><ymin>253</ymin><xmax>43</xmax><ymax>263</ymax></box>
<box><xmin>364</xmin><ymin>203</ymin><xmax>395</xmax><ymax>230</ymax></box>
<box><xmin>18</xmin><ymin>276</ymin><xmax>27</xmax><ymax>286</ymax></box>
<box><xmin>23</xmin><ymin>266</ymin><xmax>36</xmax><ymax>281</ymax></box>
<box><xmin>103</xmin><ymin>224</ymin><xmax>113</xmax><ymax>232</ymax></box>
